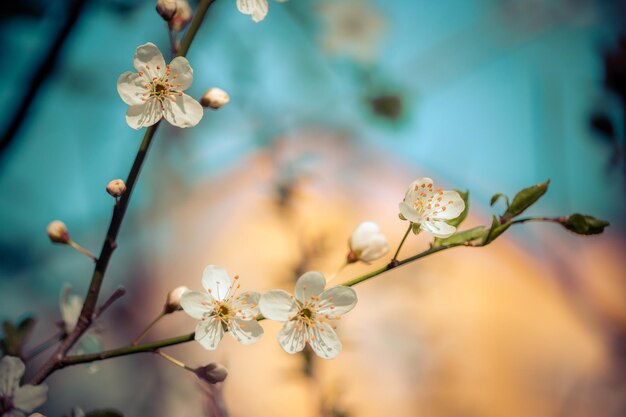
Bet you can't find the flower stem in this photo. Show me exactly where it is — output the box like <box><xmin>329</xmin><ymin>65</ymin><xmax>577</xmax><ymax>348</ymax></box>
<box><xmin>68</xmin><ymin>240</ymin><xmax>97</xmax><ymax>261</ymax></box>
<box><xmin>391</xmin><ymin>223</ymin><xmax>412</xmax><ymax>262</ymax></box>
<box><xmin>156</xmin><ymin>350</ymin><xmax>192</xmax><ymax>370</ymax></box>
<box><xmin>133</xmin><ymin>312</ymin><xmax>167</xmax><ymax>346</ymax></box>
<box><xmin>326</xmin><ymin>261</ymin><xmax>348</xmax><ymax>283</ymax></box>
<box><xmin>29</xmin><ymin>0</ymin><xmax>218</xmax><ymax>385</ymax></box>
<box><xmin>57</xmin><ymin>216</ymin><xmax>569</xmax><ymax>368</ymax></box>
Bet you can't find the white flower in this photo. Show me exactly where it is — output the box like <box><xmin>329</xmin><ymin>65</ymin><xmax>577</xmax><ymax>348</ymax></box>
<box><xmin>236</xmin><ymin>0</ymin><xmax>288</xmax><ymax>23</ymax></box>
<box><xmin>117</xmin><ymin>42</ymin><xmax>203</xmax><ymax>129</ymax></box>
<box><xmin>398</xmin><ymin>177</ymin><xmax>465</xmax><ymax>238</ymax></box>
<box><xmin>259</xmin><ymin>271</ymin><xmax>357</xmax><ymax>359</ymax></box>
<box><xmin>0</xmin><ymin>356</ymin><xmax>48</xmax><ymax>417</ymax></box>
<box><xmin>348</xmin><ymin>221</ymin><xmax>389</xmax><ymax>263</ymax></box>
<box><xmin>59</xmin><ymin>285</ymin><xmax>103</xmax><ymax>362</ymax></box>
<box><xmin>180</xmin><ymin>265</ymin><xmax>263</xmax><ymax>350</ymax></box>
<box><xmin>164</xmin><ymin>285</ymin><xmax>190</xmax><ymax>313</ymax></box>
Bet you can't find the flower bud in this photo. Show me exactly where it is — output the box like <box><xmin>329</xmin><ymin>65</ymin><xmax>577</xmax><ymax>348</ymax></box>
<box><xmin>168</xmin><ymin>0</ymin><xmax>192</xmax><ymax>32</ymax></box>
<box><xmin>164</xmin><ymin>286</ymin><xmax>190</xmax><ymax>313</ymax></box>
<box><xmin>29</xmin><ymin>414</ymin><xmax>46</xmax><ymax>417</ymax></box>
<box><xmin>194</xmin><ymin>363</ymin><xmax>228</xmax><ymax>384</ymax></box>
<box><xmin>200</xmin><ymin>87</ymin><xmax>230</xmax><ymax>110</ymax></box>
<box><xmin>47</xmin><ymin>221</ymin><xmax>70</xmax><ymax>244</ymax></box>
<box><xmin>348</xmin><ymin>221</ymin><xmax>390</xmax><ymax>263</ymax></box>
<box><xmin>106</xmin><ymin>179</ymin><xmax>126</xmax><ymax>198</ymax></box>
<box><xmin>156</xmin><ymin>0</ymin><xmax>177</xmax><ymax>21</ymax></box>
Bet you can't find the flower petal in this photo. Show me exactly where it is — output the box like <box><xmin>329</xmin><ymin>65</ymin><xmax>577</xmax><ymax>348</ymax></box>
<box><xmin>228</xmin><ymin>318</ymin><xmax>263</xmax><ymax>345</ymax></box>
<box><xmin>168</xmin><ymin>56</ymin><xmax>193</xmax><ymax>91</ymax></box>
<box><xmin>201</xmin><ymin>265</ymin><xmax>232</xmax><ymax>301</ymax></box>
<box><xmin>259</xmin><ymin>290</ymin><xmax>297</xmax><ymax>321</ymax></box>
<box><xmin>13</xmin><ymin>384</ymin><xmax>48</xmax><ymax>412</ymax></box>
<box><xmin>133</xmin><ymin>42</ymin><xmax>166</xmax><ymax>79</ymax></box>
<box><xmin>163</xmin><ymin>93</ymin><xmax>203</xmax><ymax>128</ymax></box>
<box><xmin>195</xmin><ymin>316</ymin><xmax>224</xmax><ymax>350</ymax></box>
<box><xmin>125</xmin><ymin>99</ymin><xmax>162</xmax><ymax>129</ymax></box>
<box><xmin>403</xmin><ymin>177</ymin><xmax>433</xmax><ymax>205</ymax></box>
<box><xmin>309</xmin><ymin>322</ymin><xmax>342</xmax><ymax>359</ymax></box>
<box><xmin>236</xmin><ymin>0</ymin><xmax>269</xmax><ymax>22</ymax></box>
<box><xmin>398</xmin><ymin>201</ymin><xmax>422</xmax><ymax>224</ymax></box>
<box><xmin>428</xmin><ymin>190</ymin><xmax>465</xmax><ymax>220</ymax></box>
<box><xmin>233</xmin><ymin>291</ymin><xmax>261</xmax><ymax>320</ymax></box>
<box><xmin>294</xmin><ymin>271</ymin><xmax>326</xmax><ymax>302</ymax></box>
<box><xmin>117</xmin><ymin>71</ymin><xmax>147</xmax><ymax>105</ymax></box>
<box><xmin>59</xmin><ymin>284</ymin><xmax>83</xmax><ymax>333</ymax></box>
<box><xmin>420</xmin><ymin>220</ymin><xmax>456</xmax><ymax>238</ymax></box>
<box><xmin>0</xmin><ymin>356</ymin><xmax>25</xmax><ymax>396</ymax></box>
<box><xmin>277</xmin><ymin>321</ymin><xmax>306</xmax><ymax>354</ymax></box>
<box><xmin>180</xmin><ymin>290</ymin><xmax>214</xmax><ymax>319</ymax></box>
<box><xmin>350</xmin><ymin>221</ymin><xmax>380</xmax><ymax>251</ymax></box>
<box><xmin>318</xmin><ymin>286</ymin><xmax>357</xmax><ymax>317</ymax></box>
<box><xmin>358</xmin><ymin>235</ymin><xmax>389</xmax><ymax>262</ymax></box>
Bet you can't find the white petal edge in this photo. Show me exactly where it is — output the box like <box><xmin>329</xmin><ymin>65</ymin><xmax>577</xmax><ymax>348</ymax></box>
<box><xmin>294</xmin><ymin>271</ymin><xmax>326</xmax><ymax>302</ymax></box>
<box><xmin>398</xmin><ymin>201</ymin><xmax>422</xmax><ymax>224</ymax></box>
<box><xmin>180</xmin><ymin>291</ymin><xmax>213</xmax><ymax>319</ymax></box>
<box><xmin>125</xmin><ymin>99</ymin><xmax>162</xmax><ymax>130</ymax></box>
<box><xmin>358</xmin><ymin>235</ymin><xmax>389</xmax><ymax>262</ymax></box>
<box><xmin>194</xmin><ymin>316</ymin><xmax>224</xmax><ymax>350</ymax></box>
<box><xmin>404</xmin><ymin>177</ymin><xmax>433</xmax><ymax>204</ymax></box>
<box><xmin>277</xmin><ymin>321</ymin><xmax>306</xmax><ymax>354</ymax></box>
<box><xmin>317</xmin><ymin>286</ymin><xmax>358</xmax><ymax>317</ymax></box>
<box><xmin>117</xmin><ymin>71</ymin><xmax>147</xmax><ymax>106</ymax></box>
<box><xmin>133</xmin><ymin>42</ymin><xmax>166</xmax><ymax>79</ymax></box>
<box><xmin>0</xmin><ymin>356</ymin><xmax>25</xmax><ymax>396</ymax></box>
<box><xmin>168</xmin><ymin>56</ymin><xmax>193</xmax><ymax>91</ymax></box>
<box><xmin>228</xmin><ymin>318</ymin><xmax>263</xmax><ymax>345</ymax></box>
<box><xmin>350</xmin><ymin>221</ymin><xmax>381</xmax><ymax>252</ymax></box>
<box><xmin>163</xmin><ymin>93</ymin><xmax>203</xmax><ymax>128</ymax></box>
<box><xmin>420</xmin><ymin>220</ymin><xmax>456</xmax><ymax>238</ymax></box>
<box><xmin>201</xmin><ymin>265</ymin><xmax>232</xmax><ymax>301</ymax></box>
<box><xmin>430</xmin><ymin>190</ymin><xmax>465</xmax><ymax>220</ymax></box>
<box><xmin>13</xmin><ymin>384</ymin><xmax>48</xmax><ymax>412</ymax></box>
<box><xmin>259</xmin><ymin>290</ymin><xmax>297</xmax><ymax>321</ymax></box>
<box><xmin>237</xmin><ymin>0</ymin><xmax>269</xmax><ymax>22</ymax></box>
<box><xmin>309</xmin><ymin>322</ymin><xmax>341</xmax><ymax>359</ymax></box>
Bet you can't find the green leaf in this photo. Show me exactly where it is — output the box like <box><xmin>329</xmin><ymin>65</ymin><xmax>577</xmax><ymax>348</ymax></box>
<box><xmin>560</xmin><ymin>214</ymin><xmax>609</xmax><ymax>235</ymax></box>
<box><xmin>490</xmin><ymin>193</ymin><xmax>509</xmax><ymax>208</ymax></box>
<box><xmin>0</xmin><ymin>316</ymin><xmax>36</xmax><ymax>357</ymax></box>
<box><xmin>85</xmin><ymin>411</ymin><xmax>124</xmax><ymax>417</ymax></box>
<box><xmin>398</xmin><ymin>212</ymin><xmax>406</xmax><ymax>221</ymax></box>
<box><xmin>411</xmin><ymin>222</ymin><xmax>420</xmax><ymax>235</ymax></box>
<box><xmin>502</xmin><ymin>180</ymin><xmax>550</xmax><ymax>222</ymax></box>
<box><xmin>446</xmin><ymin>189</ymin><xmax>469</xmax><ymax>228</ymax></box>
<box><xmin>433</xmin><ymin>226</ymin><xmax>488</xmax><ymax>248</ymax></box>
<box><xmin>484</xmin><ymin>216</ymin><xmax>512</xmax><ymax>245</ymax></box>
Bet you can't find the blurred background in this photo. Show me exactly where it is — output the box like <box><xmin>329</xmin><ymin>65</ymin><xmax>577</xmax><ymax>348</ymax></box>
<box><xmin>1</xmin><ymin>0</ymin><xmax>626</xmax><ymax>416</ymax></box>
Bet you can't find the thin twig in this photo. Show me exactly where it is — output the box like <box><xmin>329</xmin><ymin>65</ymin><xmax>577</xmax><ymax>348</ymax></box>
<box><xmin>93</xmin><ymin>286</ymin><xmax>126</xmax><ymax>320</ymax></box>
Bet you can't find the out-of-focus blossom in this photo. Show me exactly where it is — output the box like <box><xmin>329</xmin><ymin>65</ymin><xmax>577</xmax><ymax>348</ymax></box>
<box><xmin>259</xmin><ymin>271</ymin><xmax>357</xmax><ymax>359</ymax></box>
<box><xmin>0</xmin><ymin>356</ymin><xmax>48</xmax><ymax>417</ymax></box>
<box><xmin>180</xmin><ymin>265</ymin><xmax>263</xmax><ymax>350</ymax></box>
<box><xmin>156</xmin><ymin>0</ymin><xmax>177</xmax><ymax>21</ymax></box>
<box><xmin>117</xmin><ymin>42</ymin><xmax>203</xmax><ymax>129</ymax></box>
<box><xmin>317</xmin><ymin>0</ymin><xmax>386</xmax><ymax>64</ymax></box>
<box><xmin>168</xmin><ymin>0</ymin><xmax>192</xmax><ymax>31</ymax></box>
<box><xmin>200</xmin><ymin>87</ymin><xmax>230</xmax><ymax>110</ymax></box>
<box><xmin>164</xmin><ymin>286</ymin><xmax>190</xmax><ymax>313</ymax></box>
<box><xmin>348</xmin><ymin>221</ymin><xmax>389</xmax><ymax>263</ymax></box>
<box><xmin>46</xmin><ymin>221</ymin><xmax>70</xmax><ymax>244</ymax></box>
<box><xmin>399</xmin><ymin>177</ymin><xmax>465</xmax><ymax>238</ymax></box>
<box><xmin>59</xmin><ymin>285</ymin><xmax>103</xmax><ymax>366</ymax></box>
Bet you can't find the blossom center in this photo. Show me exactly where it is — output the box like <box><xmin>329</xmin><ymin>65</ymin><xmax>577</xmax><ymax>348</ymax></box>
<box><xmin>140</xmin><ymin>65</ymin><xmax>184</xmax><ymax>109</ymax></box>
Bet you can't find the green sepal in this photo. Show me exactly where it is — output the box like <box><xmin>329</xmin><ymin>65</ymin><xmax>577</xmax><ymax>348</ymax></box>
<box><xmin>560</xmin><ymin>214</ymin><xmax>609</xmax><ymax>235</ymax></box>
<box><xmin>433</xmin><ymin>226</ymin><xmax>488</xmax><ymax>248</ymax></box>
<box><xmin>0</xmin><ymin>316</ymin><xmax>36</xmax><ymax>357</ymax></box>
<box><xmin>411</xmin><ymin>222</ymin><xmax>421</xmax><ymax>235</ymax></box>
<box><xmin>502</xmin><ymin>180</ymin><xmax>550</xmax><ymax>222</ymax></box>
<box><xmin>398</xmin><ymin>213</ymin><xmax>406</xmax><ymax>221</ymax></box>
<box><xmin>490</xmin><ymin>193</ymin><xmax>509</xmax><ymax>208</ymax></box>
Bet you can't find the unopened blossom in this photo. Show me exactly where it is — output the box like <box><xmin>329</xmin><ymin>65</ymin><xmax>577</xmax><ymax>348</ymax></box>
<box><xmin>259</xmin><ymin>271</ymin><xmax>357</xmax><ymax>359</ymax></box>
<box><xmin>194</xmin><ymin>363</ymin><xmax>228</xmax><ymax>384</ymax></box>
<box><xmin>399</xmin><ymin>177</ymin><xmax>465</xmax><ymax>238</ymax></box>
<box><xmin>47</xmin><ymin>221</ymin><xmax>70</xmax><ymax>244</ymax></box>
<box><xmin>117</xmin><ymin>42</ymin><xmax>203</xmax><ymax>129</ymax></box>
<box><xmin>168</xmin><ymin>0</ymin><xmax>192</xmax><ymax>31</ymax></box>
<box><xmin>106</xmin><ymin>179</ymin><xmax>126</xmax><ymax>198</ymax></box>
<box><xmin>0</xmin><ymin>356</ymin><xmax>48</xmax><ymax>417</ymax></box>
<box><xmin>180</xmin><ymin>265</ymin><xmax>263</xmax><ymax>350</ymax></box>
<box><xmin>236</xmin><ymin>0</ymin><xmax>288</xmax><ymax>23</ymax></box>
<box><xmin>156</xmin><ymin>0</ymin><xmax>177</xmax><ymax>21</ymax></box>
<box><xmin>164</xmin><ymin>285</ymin><xmax>190</xmax><ymax>313</ymax></box>
<box><xmin>60</xmin><ymin>285</ymin><xmax>103</xmax><ymax>360</ymax></box>
<box><xmin>200</xmin><ymin>88</ymin><xmax>229</xmax><ymax>110</ymax></box>
<box><xmin>348</xmin><ymin>221</ymin><xmax>389</xmax><ymax>263</ymax></box>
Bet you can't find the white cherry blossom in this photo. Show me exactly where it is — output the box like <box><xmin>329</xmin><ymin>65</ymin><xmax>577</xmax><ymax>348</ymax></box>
<box><xmin>180</xmin><ymin>265</ymin><xmax>263</xmax><ymax>350</ymax></box>
<box><xmin>117</xmin><ymin>42</ymin><xmax>203</xmax><ymax>129</ymax></box>
<box><xmin>236</xmin><ymin>0</ymin><xmax>288</xmax><ymax>23</ymax></box>
<box><xmin>399</xmin><ymin>177</ymin><xmax>465</xmax><ymax>238</ymax></box>
<box><xmin>259</xmin><ymin>271</ymin><xmax>357</xmax><ymax>359</ymax></box>
<box><xmin>348</xmin><ymin>221</ymin><xmax>389</xmax><ymax>263</ymax></box>
<box><xmin>59</xmin><ymin>285</ymin><xmax>103</xmax><ymax>367</ymax></box>
<box><xmin>0</xmin><ymin>356</ymin><xmax>48</xmax><ymax>417</ymax></box>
